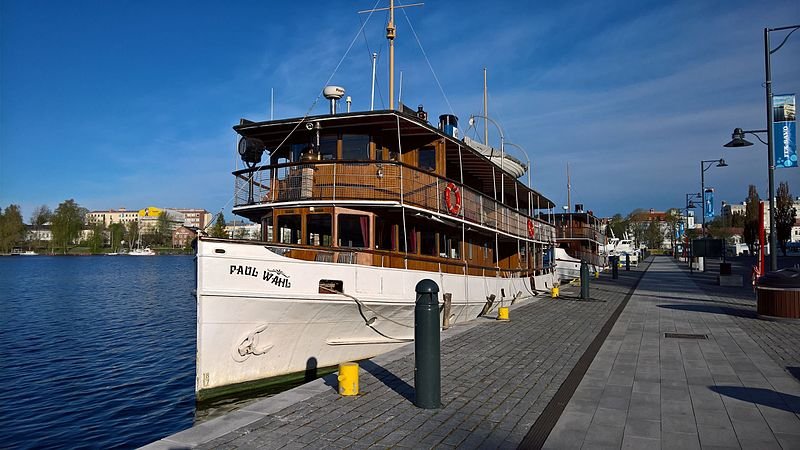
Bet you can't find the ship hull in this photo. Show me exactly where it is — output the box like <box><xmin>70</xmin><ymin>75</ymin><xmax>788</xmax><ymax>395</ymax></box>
<box><xmin>196</xmin><ymin>238</ymin><xmax>556</xmax><ymax>399</ymax></box>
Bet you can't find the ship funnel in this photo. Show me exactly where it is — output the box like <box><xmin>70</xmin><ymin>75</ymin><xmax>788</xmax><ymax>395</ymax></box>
<box><xmin>323</xmin><ymin>86</ymin><xmax>345</xmax><ymax>114</ymax></box>
<box><xmin>439</xmin><ymin>114</ymin><xmax>458</xmax><ymax>137</ymax></box>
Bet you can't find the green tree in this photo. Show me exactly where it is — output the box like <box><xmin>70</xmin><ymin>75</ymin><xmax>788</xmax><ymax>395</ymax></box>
<box><xmin>29</xmin><ymin>205</ymin><xmax>52</xmax><ymax>250</ymax></box>
<box><xmin>663</xmin><ymin>208</ymin><xmax>681</xmax><ymax>249</ymax></box>
<box><xmin>707</xmin><ymin>216</ymin><xmax>733</xmax><ymax>242</ymax></box>
<box><xmin>0</xmin><ymin>204</ymin><xmax>26</xmax><ymax>253</ymax></box>
<box><xmin>627</xmin><ymin>209</ymin><xmax>649</xmax><ymax>247</ymax></box>
<box><xmin>729</xmin><ymin>212</ymin><xmax>745</xmax><ymax>228</ymax></box>
<box><xmin>51</xmin><ymin>199</ymin><xmax>87</xmax><ymax>254</ymax></box>
<box><xmin>775</xmin><ymin>181</ymin><xmax>797</xmax><ymax>256</ymax></box>
<box><xmin>743</xmin><ymin>185</ymin><xmax>760</xmax><ymax>254</ymax></box>
<box><xmin>606</xmin><ymin>213</ymin><xmax>628</xmax><ymax>239</ymax></box>
<box><xmin>209</xmin><ymin>212</ymin><xmax>228</xmax><ymax>238</ymax></box>
<box><xmin>644</xmin><ymin>220</ymin><xmax>663</xmax><ymax>249</ymax></box>
<box><xmin>125</xmin><ymin>220</ymin><xmax>140</xmax><ymax>251</ymax></box>
<box><xmin>109</xmin><ymin>222</ymin><xmax>125</xmax><ymax>252</ymax></box>
<box><xmin>88</xmin><ymin>221</ymin><xmax>106</xmax><ymax>254</ymax></box>
<box><xmin>155</xmin><ymin>211</ymin><xmax>172</xmax><ymax>246</ymax></box>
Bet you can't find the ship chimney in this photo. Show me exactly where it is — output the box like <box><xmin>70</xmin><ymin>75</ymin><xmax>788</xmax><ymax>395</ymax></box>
<box><xmin>323</xmin><ymin>86</ymin><xmax>345</xmax><ymax>114</ymax></box>
<box><xmin>439</xmin><ymin>114</ymin><xmax>458</xmax><ymax>137</ymax></box>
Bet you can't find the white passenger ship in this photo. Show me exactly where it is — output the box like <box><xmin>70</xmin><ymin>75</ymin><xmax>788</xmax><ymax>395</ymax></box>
<box><xmin>195</xmin><ymin>2</ymin><xmax>559</xmax><ymax>400</ymax></box>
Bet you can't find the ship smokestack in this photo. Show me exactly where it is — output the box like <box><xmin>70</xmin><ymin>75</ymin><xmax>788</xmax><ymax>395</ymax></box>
<box><xmin>439</xmin><ymin>114</ymin><xmax>458</xmax><ymax>137</ymax></box>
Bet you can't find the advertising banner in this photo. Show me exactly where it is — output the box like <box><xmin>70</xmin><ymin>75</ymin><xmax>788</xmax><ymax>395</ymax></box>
<box><xmin>773</xmin><ymin>94</ymin><xmax>797</xmax><ymax>169</ymax></box>
<box><xmin>677</xmin><ymin>222</ymin><xmax>685</xmax><ymax>239</ymax></box>
<box><xmin>704</xmin><ymin>189</ymin><xmax>714</xmax><ymax>219</ymax></box>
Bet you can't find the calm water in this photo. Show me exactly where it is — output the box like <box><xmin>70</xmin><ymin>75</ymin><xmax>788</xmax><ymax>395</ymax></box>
<box><xmin>0</xmin><ymin>256</ymin><xmax>197</xmax><ymax>449</ymax></box>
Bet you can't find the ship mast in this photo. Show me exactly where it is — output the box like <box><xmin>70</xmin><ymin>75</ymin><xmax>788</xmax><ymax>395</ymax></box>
<box><xmin>483</xmin><ymin>68</ymin><xmax>488</xmax><ymax>144</ymax></box>
<box><xmin>387</xmin><ymin>0</ymin><xmax>396</xmax><ymax>109</ymax></box>
<box><xmin>359</xmin><ymin>2</ymin><xmax>422</xmax><ymax>110</ymax></box>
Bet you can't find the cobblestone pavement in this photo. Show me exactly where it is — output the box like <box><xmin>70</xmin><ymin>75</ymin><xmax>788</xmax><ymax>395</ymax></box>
<box><xmin>146</xmin><ymin>265</ymin><xmax>646</xmax><ymax>449</ymax></box>
<box><xmin>544</xmin><ymin>257</ymin><xmax>800</xmax><ymax>449</ymax></box>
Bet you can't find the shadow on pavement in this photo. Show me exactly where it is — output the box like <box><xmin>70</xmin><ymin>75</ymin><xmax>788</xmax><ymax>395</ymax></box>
<box><xmin>788</xmin><ymin>367</ymin><xmax>800</xmax><ymax>383</ymax></box>
<box><xmin>657</xmin><ymin>303</ymin><xmax>757</xmax><ymax>318</ymax></box>
<box><xmin>710</xmin><ymin>385</ymin><xmax>800</xmax><ymax>413</ymax></box>
<box><xmin>359</xmin><ymin>359</ymin><xmax>415</xmax><ymax>403</ymax></box>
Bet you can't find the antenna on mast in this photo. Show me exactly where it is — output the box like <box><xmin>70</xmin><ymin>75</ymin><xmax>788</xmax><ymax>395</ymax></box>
<box><xmin>358</xmin><ymin>2</ymin><xmax>424</xmax><ymax>111</ymax></box>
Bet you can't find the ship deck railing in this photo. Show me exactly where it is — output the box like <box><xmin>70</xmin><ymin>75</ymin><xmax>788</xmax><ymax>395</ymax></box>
<box><xmin>257</xmin><ymin>242</ymin><xmax>556</xmax><ymax>278</ymax></box>
<box><xmin>233</xmin><ymin>161</ymin><xmax>555</xmax><ymax>243</ymax></box>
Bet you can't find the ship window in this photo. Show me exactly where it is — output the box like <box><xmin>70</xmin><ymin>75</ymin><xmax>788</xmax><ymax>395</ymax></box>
<box><xmin>290</xmin><ymin>143</ymin><xmax>305</xmax><ymax>162</ymax></box>
<box><xmin>375</xmin><ymin>217</ymin><xmax>396</xmax><ymax>251</ymax></box>
<box><xmin>483</xmin><ymin>242</ymin><xmax>489</xmax><ymax>261</ymax></box>
<box><xmin>439</xmin><ymin>234</ymin><xmax>461</xmax><ymax>259</ymax></box>
<box><xmin>306</xmin><ymin>214</ymin><xmax>332</xmax><ymax>247</ymax></box>
<box><xmin>420</xmin><ymin>230</ymin><xmax>436</xmax><ymax>256</ymax></box>
<box><xmin>467</xmin><ymin>239</ymin><xmax>473</xmax><ymax>260</ymax></box>
<box><xmin>401</xmin><ymin>226</ymin><xmax>417</xmax><ymax>254</ymax></box>
<box><xmin>319</xmin><ymin>135</ymin><xmax>337</xmax><ymax>160</ymax></box>
<box><xmin>418</xmin><ymin>146</ymin><xmax>436</xmax><ymax>171</ymax></box>
<box><xmin>338</xmin><ymin>214</ymin><xmax>369</xmax><ymax>248</ymax></box>
<box><xmin>341</xmin><ymin>134</ymin><xmax>370</xmax><ymax>160</ymax></box>
<box><xmin>376</xmin><ymin>147</ymin><xmax>399</xmax><ymax>161</ymax></box>
<box><xmin>319</xmin><ymin>279</ymin><xmax>343</xmax><ymax>294</ymax></box>
<box><xmin>263</xmin><ymin>215</ymin><xmax>274</xmax><ymax>242</ymax></box>
<box><xmin>277</xmin><ymin>214</ymin><xmax>301</xmax><ymax>244</ymax></box>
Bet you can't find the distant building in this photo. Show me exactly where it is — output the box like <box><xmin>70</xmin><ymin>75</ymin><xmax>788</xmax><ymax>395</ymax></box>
<box><xmin>86</xmin><ymin>208</ymin><xmax>140</xmax><ymax>226</ymax></box>
<box><xmin>172</xmin><ymin>226</ymin><xmax>198</xmax><ymax>248</ymax></box>
<box><xmin>26</xmin><ymin>224</ymin><xmax>52</xmax><ymax>242</ymax></box>
<box><xmin>137</xmin><ymin>206</ymin><xmax>186</xmax><ymax>234</ymax></box>
<box><xmin>175</xmin><ymin>209</ymin><xmax>212</xmax><ymax>229</ymax></box>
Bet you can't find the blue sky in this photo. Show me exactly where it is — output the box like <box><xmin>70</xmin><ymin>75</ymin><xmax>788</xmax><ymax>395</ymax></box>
<box><xmin>1</xmin><ymin>0</ymin><xmax>798</xmax><ymax>222</ymax></box>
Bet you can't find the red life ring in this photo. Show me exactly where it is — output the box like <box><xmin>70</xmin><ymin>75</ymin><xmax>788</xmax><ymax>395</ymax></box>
<box><xmin>444</xmin><ymin>182</ymin><xmax>462</xmax><ymax>215</ymax></box>
<box><xmin>527</xmin><ymin>218</ymin><xmax>535</xmax><ymax>238</ymax></box>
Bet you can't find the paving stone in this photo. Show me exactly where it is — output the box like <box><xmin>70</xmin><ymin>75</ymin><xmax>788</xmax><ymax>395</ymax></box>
<box><xmin>151</xmin><ymin>257</ymin><xmax>800</xmax><ymax>450</ymax></box>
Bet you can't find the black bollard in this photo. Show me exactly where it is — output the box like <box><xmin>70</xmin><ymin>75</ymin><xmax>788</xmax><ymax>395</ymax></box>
<box><xmin>625</xmin><ymin>254</ymin><xmax>630</xmax><ymax>271</ymax></box>
<box><xmin>414</xmin><ymin>279</ymin><xmax>441</xmax><ymax>409</ymax></box>
<box><xmin>580</xmin><ymin>260</ymin><xmax>590</xmax><ymax>300</ymax></box>
<box><xmin>611</xmin><ymin>256</ymin><xmax>619</xmax><ymax>279</ymax></box>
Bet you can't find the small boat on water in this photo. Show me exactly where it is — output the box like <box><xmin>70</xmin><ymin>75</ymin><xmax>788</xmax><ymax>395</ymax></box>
<box><xmin>128</xmin><ymin>247</ymin><xmax>156</xmax><ymax>256</ymax></box>
<box><xmin>194</xmin><ymin>2</ymin><xmax>560</xmax><ymax>400</ymax></box>
<box><xmin>10</xmin><ymin>248</ymin><xmax>38</xmax><ymax>256</ymax></box>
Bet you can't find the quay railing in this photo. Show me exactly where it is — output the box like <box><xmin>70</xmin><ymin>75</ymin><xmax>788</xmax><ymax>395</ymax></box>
<box><xmin>234</xmin><ymin>161</ymin><xmax>555</xmax><ymax>243</ymax></box>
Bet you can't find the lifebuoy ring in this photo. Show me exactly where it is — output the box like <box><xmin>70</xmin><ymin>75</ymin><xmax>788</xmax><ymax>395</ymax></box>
<box><xmin>527</xmin><ymin>218</ymin><xmax>535</xmax><ymax>238</ymax></box>
<box><xmin>444</xmin><ymin>182</ymin><xmax>462</xmax><ymax>215</ymax></box>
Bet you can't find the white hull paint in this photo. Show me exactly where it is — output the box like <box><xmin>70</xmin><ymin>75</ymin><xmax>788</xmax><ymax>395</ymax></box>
<box><xmin>554</xmin><ymin>248</ymin><xmax>599</xmax><ymax>281</ymax></box>
<box><xmin>196</xmin><ymin>238</ymin><xmax>557</xmax><ymax>396</ymax></box>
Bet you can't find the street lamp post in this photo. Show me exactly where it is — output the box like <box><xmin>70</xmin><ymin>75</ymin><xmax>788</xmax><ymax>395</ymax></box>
<box><xmin>724</xmin><ymin>24</ymin><xmax>799</xmax><ymax>272</ymax></box>
<box><xmin>684</xmin><ymin>193</ymin><xmax>701</xmax><ymax>261</ymax></box>
<box><xmin>700</xmin><ymin>159</ymin><xmax>728</xmax><ymax>235</ymax></box>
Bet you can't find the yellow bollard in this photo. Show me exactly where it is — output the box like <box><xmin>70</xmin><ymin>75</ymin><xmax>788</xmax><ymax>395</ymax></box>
<box><xmin>497</xmin><ymin>306</ymin><xmax>509</xmax><ymax>321</ymax></box>
<box><xmin>551</xmin><ymin>286</ymin><xmax>559</xmax><ymax>298</ymax></box>
<box><xmin>338</xmin><ymin>362</ymin><xmax>359</xmax><ymax>396</ymax></box>
<box><xmin>595</xmin><ymin>271</ymin><xmax>600</xmax><ymax>279</ymax></box>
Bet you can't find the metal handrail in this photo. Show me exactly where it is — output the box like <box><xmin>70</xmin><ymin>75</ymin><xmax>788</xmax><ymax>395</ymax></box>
<box><xmin>233</xmin><ymin>160</ymin><xmax>555</xmax><ymax>243</ymax></box>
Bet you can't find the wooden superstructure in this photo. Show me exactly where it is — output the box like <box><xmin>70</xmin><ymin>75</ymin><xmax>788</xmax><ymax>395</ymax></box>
<box><xmin>552</xmin><ymin>211</ymin><xmax>606</xmax><ymax>268</ymax></box>
<box><xmin>231</xmin><ymin>109</ymin><xmax>557</xmax><ymax>280</ymax></box>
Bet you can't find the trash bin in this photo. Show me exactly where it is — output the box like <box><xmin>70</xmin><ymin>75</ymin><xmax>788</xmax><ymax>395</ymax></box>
<box><xmin>756</xmin><ymin>267</ymin><xmax>800</xmax><ymax>319</ymax></box>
